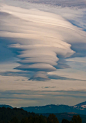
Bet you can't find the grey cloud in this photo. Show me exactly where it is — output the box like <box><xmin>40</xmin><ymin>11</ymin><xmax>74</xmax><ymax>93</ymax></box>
<box><xmin>0</xmin><ymin>70</ymin><xmax>86</xmax><ymax>81</ymax></box>
<box><xmin>0</xmin><ymin>91</ymin><xmax>41</xmax><ymax>101</ymax></box>
<box><xmin>0</xmin><ymin>71</ymin><xmax>32</xmax><ymax>78</ymax></box>
<box><xmin>16</xmin><ymin>0</ymin><xmax>86</xmax><ymax>8</ymax></box>
<box><xmin>0</xmin><ymin>2</ymin><xmax>86</xmax><ymax>80</ymax></box>
<box><xmin>55</xmin><ymin>58</ymin><xmax>70</xmax><ymax>69</ymax></box>
<box><xmin>0</xmin><ymin>90</ymin><xmax>86</xmax><ymax>107</ymax></box>
<box><xmin>15</xmin><ymin>64</ymin><xmax>56</xmax><ymax>72</ymax></box>
<box><xmin>48</xmin><ymin>75</ymin><xmax>86</xmax><ymax>81</ymax></box>
<box><xmin>29</xmin><ymin>72</ymin><xmax>50</xmax><ymax>81</ymax></box>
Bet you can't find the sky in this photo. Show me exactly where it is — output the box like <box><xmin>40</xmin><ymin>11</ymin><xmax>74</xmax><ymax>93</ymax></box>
<box><xmin>0</xmin><ymin>0</ymin><xmax>86</xmax><ymax>107</ymax></box>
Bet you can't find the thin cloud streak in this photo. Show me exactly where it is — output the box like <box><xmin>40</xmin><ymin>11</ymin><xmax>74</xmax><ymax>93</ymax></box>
<box><xmin>0</xmin><ymin>90</ymin><xmax>86</xmax><ymax>107</ymax></box>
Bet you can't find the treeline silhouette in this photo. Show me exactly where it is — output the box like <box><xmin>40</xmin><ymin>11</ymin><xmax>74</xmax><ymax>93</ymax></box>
<box><xmin>0</xmin><ymin>107</ymin><xmax>82</xmax><ymax>123</ymax></box>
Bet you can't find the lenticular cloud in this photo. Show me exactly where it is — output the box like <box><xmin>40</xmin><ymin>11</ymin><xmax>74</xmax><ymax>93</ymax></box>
<box><xmin>0</xmin><ymin>2</ymin><xmax>86</xmax><ymax>80</ymax></box>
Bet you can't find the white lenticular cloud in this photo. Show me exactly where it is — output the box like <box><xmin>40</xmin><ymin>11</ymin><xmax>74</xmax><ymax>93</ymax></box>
<box><xmin>0</xmin><ymin>1</ymin><xmax>86</xmax><ymax>80</ymax></box>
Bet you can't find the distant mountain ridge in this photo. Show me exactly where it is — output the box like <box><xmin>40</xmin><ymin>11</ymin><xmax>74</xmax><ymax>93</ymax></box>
<box><xmin>75</xmin><ymin>101</ymin><xmax>86</xmax><ymax>108</ymax></box>
<box><xmin>0</xmin><ymin>101</ymin><xmax>86</xmax><ymax>115</ymax></box>
<box><xmin>0</xmin><ymin>104</ymin><xmax>13</xmax><ymax>109</ymax></box>
<box><xmin>21</xmin><ymin>103</ymin><xmax>86</xmax><ymax>115</ymax></box>
<box><xmin>21</xmin><ymin>101</ymin><xmax>86</xmax><ymax>115</ymax></box>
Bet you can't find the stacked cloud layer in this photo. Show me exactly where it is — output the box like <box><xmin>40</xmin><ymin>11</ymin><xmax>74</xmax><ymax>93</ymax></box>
<box><xmin>0</xmin><ymin>1</ymin><xmax>86</xmax><ymax>80</ymax></box>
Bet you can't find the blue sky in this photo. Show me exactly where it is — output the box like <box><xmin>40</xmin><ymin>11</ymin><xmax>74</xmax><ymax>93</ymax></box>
<box><xmin>0</xmin><ymin>0</ymin><xmax>86</xmax><ymax>107</ymax></box>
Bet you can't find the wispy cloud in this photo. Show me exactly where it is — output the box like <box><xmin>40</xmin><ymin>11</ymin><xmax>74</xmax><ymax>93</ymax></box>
<box><xmin>7</xmin><ymin>0</ymin><xmax>86</xmax><ymax>8</ymax></box>
<box><xmin>0</xmin><ymin>90</ymin><xmax>86</xmax><ymax>107</ymax></box>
